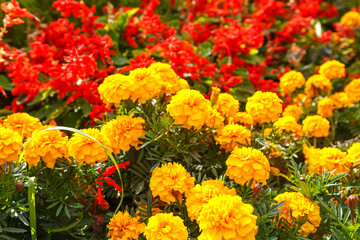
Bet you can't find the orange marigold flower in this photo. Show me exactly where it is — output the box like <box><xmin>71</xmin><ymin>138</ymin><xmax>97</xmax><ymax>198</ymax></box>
<box><xmin>346</xmin><ymin>143</ymin><xmax>360</xmax><ymax>166</ymax></box>
<box><xmin>0</xmin><ymin>127</ymin><xmax>22</xmax><ymax>164</ymax></box>
<box><xmin>330</xmin><ymin>92</ymin><xmax>353</xmax><ymax>109</ymax></box>
<box><xmin>245</xmin><ymin>91</ymin><xmax>283</xmax><ymax>125</ymax></box>
<box><xmin>319</xmin><ymin>60</ymin><xmax>346</xmax><ymax>80</ymax></box>
<box><xmin>279</xmin><ymin>71</ymin><xmax>305</xmax><ymax>94</ymax></box>
<box><xmin>101</xmin><ymin>114</ymin><xmax>145</xmax><ymax>154</ymax></box>
<box><xmin>228</xmin><ymin>112</ymin><xmax>254</xmax><ymax>127</ymax></box>
<box><xmin>263</xmin><ymin>128</ymin><xmax>273</xmax><ymax>137</ymax></box>
<box><xmin>98</xmin><ymin>74</ymin><xmax>133</xmax><ymax>108</ymax></box>
<box><xmin>205</xmin><ymin>108</ymin><xmax>224</xmax><ymax>129</ymax></box>
<box><xmin>303</xmin><ymin>144</ymin><xmax>320</xmax><ymax>164</ymax></box>
<box><xmin>304</xmin><ymin>74</ymin><xmax>332</xmax><ymax>98</ymax></box>
<box><xmin>213</xmin><ymin>93</ymin><xmax>239</xmax><ymax>118</ymax></box>
<box><xmin>149</xmin><ymin>162</ymin><xmax>195</xmax><ymax>204</ymax></box>
<box><xmin>178</xmin><ymin>78</ymin><xmax>190</xmax><ymax>90</ymax></box>
<box><xmin>275</xmin><ymin>192</ymin><xmax>321</xmax><ymax>237</ymax></box>
<box><xmin>273</xmin><ymin>116</ymin><xmax>303</xmax><ymax>138</ymax></box>
<box><xmin>345</xmin><ymin>79</ymin><xmax>360</xmax><ymax>102</ymax></box>
<box><xmin>68</xmin><ymin>128</ymin><xmax>112</xmax><ymax>165</ymax></box>
<box><xmin>167</xmin><ymin>89</ymin><xmax>211</xmax><ymax>129</ymax></box>
<box><xmin>302</xmin><ymin>115</ymin><xmax>330</xmax><ymax>138</ymax></box>
<box><xmin>317</xmin><ymin>98</ymin><xmax>334</xmax><ymax>118</ymax></box>
<box><xmin>282</xmin><ymin>104</ymin><xmax>303</xmax><ymax>121</ymax></box>
<box><xmin>24</xmin><ymin>128</ymin><xmax>69</xmax><ymax>168</ymax></box>
<box><xmin>270</xmin><ymin>167</ymin><xmax>281</xmax><ymax>176</ymax></box>
<box><xmin>3</xmin><ymin>113</ymin><xmax>42</xmax><ymax>139</ymax></box>
<box><xmin>198</xmin><ymin>195</ymin><xmax>258</xmax><ymax>240</ymax></box>
<box><xmin>215</xmin><ymin>124</ymin><xmax>251</xmax><ymax>152</ymax></box>
<box><xmin>296</xmin><ymin>93</ymin><xmax>312</xmax><ymax>107</ymax></box>
<box><xmin>107</xmin><ymin>211</ymin><xmax>146</xmax><ymax>240</ymax></box>
<box><xmin>148</xmin><ymin>62</ymin><xmax>182</xmax><ymax>94</ymax></box>
<box><xmin>144</xmin><ymin>213</ymin><xmax>188</xmax><ymax>240</ymax></box>
<box><xmin>340</xmin><ymin>10</ymin><xmax>360</xmax><ymax>27</ymax></box>
<box><xmin>226</xmin><ymin>147</ymin><xmax>270</xmax><ymax>187</ymax></box>
<box><xmin>185</xmin><ymin>180</ymin><xmax>236</xmax><ymax>222</ymax></box>
<box><xmin>129</xmin><ymin>68</ymin><xmax>162</xmax><ymax>103</ymax></box>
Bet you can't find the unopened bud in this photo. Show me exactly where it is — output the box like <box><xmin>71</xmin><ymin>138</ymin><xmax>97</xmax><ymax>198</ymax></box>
<box><xmin>210</xmin><ymin>87</ymin><xmax>221</xmax><ymax>106</ymax></box>
<box><xmin>299</xmin><ymin>176</ymin><xmax>305</xmax><ymax>182</ymax></box>
<box><xmin>15</xmin><ymin>181</ymin><xmax>24</xmax><ymax>191</ymax></box>
<box><xmin>346</xmin><ymin>195</ymin><xmax>358</xmax><ymax>211</ymax></box>
<box><xmin>252</xmin><ymin>183</ymin><xmax>262</xmax><ymax>196</ymax></box>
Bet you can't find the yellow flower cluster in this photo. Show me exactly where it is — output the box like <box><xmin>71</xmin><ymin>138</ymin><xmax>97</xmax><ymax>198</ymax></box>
<box><xmin>304</xmin><ymin>74</ymin><xmax>332</xmax><ymax>98</ymax></box>
<box><xmin>205</xmin><ymin>108</ymin><xmax>224</xmax><ymax>129</ymax></box>
<box><xmin>226</xmin><ymin>147</ymin><xmax>270</xmax><ymax>187</ymax></box>
<box><xmin>213</xmin><ymin>93</ymin><xmax>239</xmax><ymax>118</ymax></box>
<box><xmin>149</xmin><ymin>162</ymin><xmax>195</xmax><ymax>204</ymax></box>
<box><xmin>340</xmin><ymin>10</ymin><xmax>360</xmax><ymax>27</ymax></box>
<box><xmin>279</xmin><ymin>71</ymin><xmax>305</xmax><ymax>94</ymax></box>
<box><xmin>345</xmin><ymin>79</ymin><xmax>360</xmax><ymax>102</ymax></box>
<box><xmin>3</xmin><ymin>113</ymin><xmax>42</xmax><ymax>139</ymax></box>
<box><xmin>319</xmin><ymin>60</ymin><xmax>346</xmax><ymax>80</ymax></box>
<box><xmin>107</xmin><ymin>211</ymin><xmax>146</xmax><ymax>240</ymax></box>
<box><xmin>330</xmin><ymin>92</ymin><xmax>353</xmax><ymax>109</ymax></box>
<box><xmin>273</xmin><ymin>116</ymin><xmax>303</xmax><ymax>138</ymax></box>
<box><xmin>317</xmin><ymin>98</ymin><xmax>334</xmax><ymax>118</ymax></box>
<box><xmin>128</xmin><ymin>68</ymin><xmax>162</xmax><ymax>103</ymax></box>
<box><xmin>282</xmin><ymin>104</ymin><xmax>303</xmax><ymax>121</ymax></box>
<box><xmin>246</xmin><ymin>91</ymin><xmax>283</xmax><ymax>124</ymax></box>
<box><xmin>67</xmin><ymin>128</ymin><xmax>112</xmax><ymax>165</ymax></box>
<box><xmin>275</xmin><ymin>192</ymin><xmax>321</xmax><ymax>237</ymax></box>
<box><xmin>148</xmin><ymin>62</ymin><xmax>185</xmax><ymax>94</ymax></box>
<box><xmin>215</xmin><ymin>124</ymin><xmax>251</xmax><ymax>152</ymax></box>
<box><xmin>185</xmin><ymin>180</ymin><xmax>236</xmax><ymax>222</ymax></box>
<box><xmin>198</xmin><ymin>195</ymin><xmax>258</xmax><ymax>240</ymax></box>
<box><xmin>98</xmin><ymin>74</ymin><xmax>133</xmax><ymax>108</ymax></box>
<box><xmin>0</xmin><ymin>127</ymin><xmax>22</xmax><ymax>164</ymax></box>
<box><xmin>346</xmin><ymin>143</ymin><xmax>360</xmax><ymax>166</ymax></box>
<box><xmin>302</xmin><ymin>115</ymin><xmax>330</xmax><ymax>138</ymax></box>
<box><xmin>228</xmin><ymin>112</ymin><xmax>253</xmax><ymax>127</ymax></box>
<box><xmin>144</xmin><ymin>213</ymin><xmax>188</xmax><ymax>240</ymax></box>
<box><xmin>101</xmin><ymin>114</ymin><xmax>145</xmax><ymax>154</ymax></box>
<box><xmin>24</xmin><ymin>129</ymin><xmax>69</xmax><ymax>168</ymax></box>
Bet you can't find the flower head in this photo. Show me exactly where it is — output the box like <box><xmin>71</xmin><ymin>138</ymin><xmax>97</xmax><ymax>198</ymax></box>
<box><xmin>0</xmin><ymin>127</ymin><xmax>22</xmax><ymax>164</ymax></box>
<box><xmin>228</xmin><ymin>112</ymin><xmax>254</xmax><ymax>127</ymax></box>
<box><xmin>282</xmin><ymin>104</ymin><xmax>303</xmax><ymax>121</ymax></box>
<box><xmin>205</xmin><ymin>108</ymin><xmax>224</xmax><ymax>129</ymax></box>
<box><xmin>317</xmin><ymin>98</ymin><xmax>334</xmax><ymax>118</ymax></box>
<box><xmin>213</xmin><ymin>93</ymin><xmax>239</xmax><ymax>118</ymax></box>
<box><xmin>330</xmin><ymin>92</ymin><xmax>353</xmax><ymax>109</ymax></box>
<box><xmin>98</xmin><ymin>74</ymin><xmax>133</xmax><ymax>108</ymax></box>
<box><xmin>279</xmin><ymin>71</ymin><xmax>305</xmax><ymax>94</ymax></box>
<box><xmin>215</xmin><ymin>124</ymin><xmax>251</xmax><ymax>152</ymax></box>
<box><xmin>148</xmin><ymin>62</ymin><xmax>182</xmax><ymax>94</ymax></box>
<box><xmin>107</xmin><ymin>211</ymin><xmax>146</xmax><ymax>240</ymax></box>
<box><xmin>346</xmin><ymin>143</ymin><xmax>360</xmax><ymax>166</ymax></box>
<box><xmin>274</xmin><ymin>116</ymin><xmax>303</xmax><ymax>138</ymax></box>
<box><xmin>129</xmin><ymin>68</ymin><xmax>162</xmax><ymax>103</ymax></box>
<box><xmin>226</xmin><ymin>147</ymin><xmax>270</xmax><ymax>187</ymax></box>
<box><xmin>319</xmin><ymin>60</ymin><xmax>346</xmax><ymax>80</ymax></box>
<box><xmin>3</xmin><ymin>113</ymin><xmax>42</xmax><ymax>139</ymax></box>
<box><xmin>302</xmin><ymin>115</ymin><xmax>330</xmax><ymax>138</ymax></box>
<box><xmin>304</xmin><ymin>74</ymin><xmax>332</xmax><ymax>98</ymax></box>
<box><xmin>340</xmin><ymin>10</ymin><xmax>360</xmax><ymax>27</ymax></box>
<box><xmin>345</xmin><ymin>79</ymin><xmax>360</xmax><ymax>102</ymax></box>
<box><xmin>144</xmin><ymin>213</ymin><xmax>188</xmax><ymax>240</ymax></box>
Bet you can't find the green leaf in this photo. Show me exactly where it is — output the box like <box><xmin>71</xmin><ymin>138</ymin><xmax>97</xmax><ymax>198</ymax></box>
<box><xmin>2</xmin><ymin>228</ymin><xmax>27</xmax><ymax>233</ymax></box>
<box><xmin>64</xmin><ymin>205</ymin><xmax>70</xmax><ymax>219</ymax></box>
<box><xmin>0</xmin><ymin>75</ymin><xmax>14</xmax><ymax>91</ymax></box>
<box><xmin>112</xmin><ymin>57</ymin><xmax>130</xmax><ymax>67</ymax></box>
<box><xmin>56</xmin><ymin>204</ymin><xmax>64</xmax><ymax>217</ymax></box>
<box><xmin>114</xmin><ymin>8</ymin><xmax>139</xmax><ymax>32</ymax></box>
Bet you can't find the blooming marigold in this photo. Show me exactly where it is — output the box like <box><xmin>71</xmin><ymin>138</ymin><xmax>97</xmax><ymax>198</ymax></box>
<box><xmin>0</xmin><ymin>127</ymin><xmax>22</xmax><ymax>164</ymax></box>
<box><xmin>101</xmin><ymin>114</ymin><xmax>145</xmax><ymax>154</ymax></box>
<box><xmin>296</xmin><ymin>93</ymin><xmax>312</xmax><ymax>107</ymax></box>
<box><xmin>3</xmin><ymin>113</ymin><xmax>42</xmax><ymax>139</ymax></box>
<box><xmin>275</xmin><ymin>192</ymin><xmax>321</xmax><ymax>237</ymax></box>
<box><xmin>346</xmin><ymin>143</ymin><xmax>360</xmax><ymax>166</ymax></box>
<box><xmin>198</xmin><ymin>195</ymin><xmax>258</xmax><ymax>240</ymax></box>
<box><xmin>308</xmin><ymin>147</ymin><xmax>351</xmax><ymax>176</ymax></box>
<box><xmin>215</xmin><ymin>124</ymin><xmax>251</xmax><ymax>152</ymax></box>
<box><xmin>149</xmin><ymin>162</ymin><xmax>195</xmax><ymax>204</ymax></box>
<box><xmin>273</xmin><ymin>116</ymin><xmax>303</xmax><ymax>138</ymax></box>
<box><xmin>304</xmin><ymin>75</ymin><xmax>332</xmax><ymax>98</ymax></box>
<box><xmin>317</xmin><ymin>98</ymin><xmax>334</xmax><ymax>118</ymax></box>
<box><xmin>213</xmin><ymin>93</ymin><xmax>239</xmax><ymax>118</ymax></box>
<box><xmin>330</xmin><ymin>92</ymin><xmax>353</xmax><ymax>109</ymax></box>
<box><xmin>144</xmin><ymin>213</ymin><xmax>188</xmax><ymax>240</ymax></box>
<box><xmin>24</xmin><ymin>128</ymin><xmax>69</xmax><ymax>168</ymax></box>
<box><xmin>245</xmin><ymin>91</ymin><xmax>283</xmax><ymax>125</ymax></box>
<box><xmin>226</xmin><ymin>147</ymin><xmax>270</xmax><ymax>187</ymax></box>
<box><xmin>282</xmin><ymin>104</ymin><xmax>303</xmax><ymax>121</ymax></box>
<box><xmin>98</xmin><ymin>74</ymin><xmax>133</xmax><ymax>108</ymax></box>
<box><xmin>148</xmin><ymin>62</ymin><xmax>182</xmax><ymax>94</ymax></box>
<box><xmin>205</xmin><ymin>108</ymin><xmax>224</xmax><ymax>129</ymax></box>
<box><xmin>345</xmin><ymin>79</ymin><xmax>360</xmax><ymax>102</ymax></box>
<box><xmin>279</xmin><ymin>71</ymin><xmax>305</xmax><ymax>94</ymax></box>
<box><xmin>228</xmin><ymin>112</ymin><xmax>254</xmax><ymax>127</ymax></box>
<box><xmin>319</xmin><ymin>60</ymin><xmax>346</xmax><ymax>80</ymax></box>
<box><xmin>107</xmin><ymin>211</ymin><xmax>146</xmax><ymax>240</ymax></box>
<box><xmin>68</xmin><ymin>128</ymin><xmax>112</xmax><ymax>165</ymax></box>
<box><xmin>302</xmin><ymin>115</ymin><xmax>330</xmax><ymax>138</ymax></box>
<box><xmin>129</xmin><ymin>68</ymin><xmax>162</xmax><ymax>103</ymax></box>
<box><xmin>185</xmin><ymin>180</ymin><xmax>236</xmax><ymax>222</ymax></box>
<box><xmin>340</xmin><ymin>10</ymin><xmax>360</xmax><ymax>27</ymax></box>
<box><xmin>167</xmin><ymin>89</ymin><xmax>211</xmax><ymax>129</ymax></box>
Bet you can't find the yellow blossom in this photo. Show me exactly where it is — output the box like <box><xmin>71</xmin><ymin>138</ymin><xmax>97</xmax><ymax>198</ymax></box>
<box><xmin>296</xmin><ymin>93</ymin><xmax>312</xmax><ymax>107</ymax></box>
<box><xmin>345</xmin><ymin>79</ymin><xmax>360</xmax><ymax>102</ymax></box>
<box><xmin>302</xmin><ymin>115</ymin><xmax>330</xmax><ymax>138</ymax></box>
<box><xmin>107</xmin><ymin>211</ymin><xmax>146</xmax><ymax>240</ymax></box>
<box><xmin>205</xmin><ymin>108</ymin><xmax>224</xmax><ymax>129</ymax></box>
<box><xmin>148</xmin><ymin>62</ymin><xmax>182</xmax><ymax>94</ymax></box>
<box><xmin>346</xmin><ymin>143</ymin><xmax>360</xmax><ymax>166</ymax></box>
<box><xmin>279</xmin><ymin>71</ymin><xmax>305</xmax><ymax>94</ymax></box>
<box><xmin>0</xmin><ymin>127</ymin><xmax>22</xmax><ymax>164</ymax></box>
<box><xmin>330</xmin><ymin>92</ymin><xmax>353</xmax><ymax>109</ymax></box>
<box><xmin>304</xmin><ymin>74</ymin><xmax>332</xmax><ymax>98</ymax></box>
<box><xmin>228</xmin><ymin>112</ymin><xmax>254</xmax><ymax>127</ymax></box>
<box><xmin>317</xmin><ymin>98</ymin><xmax>334</xmax><ymax>118</ymax></box>
<box><xmin>129</xmin><ymin>68</ymin><xmax>162</xmax><ymax>103</ymax></box>
<box><xmin>215</xmin><ymin>124</ymin><xmax>251</xmax><ymax>152</ymax></box>
<box><xmin>270</xmin><ymin>167</ymin><xmax>281</xmax><ymax>176</ymax></box>
<box><xmin>3</xmin><ymin>113</ymin><xmax>42</xmax><ymax>139</ymax></box>
<box><xmin>319</xmin><ymin>60</ymin><xmax>346</xmax><ymax>80</ymax></box>
<box><xmin>144</xmin><ymin>213</ymin><xmax>188</xmax><ymax>240</ymax></box>
<box><xmin>273</xmin><ymin>116</ymin><xmax>303</xmax><ymax>138</ymax></box>
<box><xmin>340</xmin><ymin>10</ymin><xmax>360</xmax><ymax>27</ymax></box>
<box><xmin>213</xmin><ymin>93</ymin><xmax>239</xmax><ymax>118</ymax></box>
<box><xmin>282</xmin><ymin>104</ymin><xmax>303</xmax><ymax>121</ymax></box>
<box><xmin>98</xmin><ymin>74</ymin><xmax>133</xmax><ymax>108</ymax></box>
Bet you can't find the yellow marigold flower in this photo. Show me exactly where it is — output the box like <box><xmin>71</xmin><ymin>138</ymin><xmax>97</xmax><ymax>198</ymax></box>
<box><xmin>317</xmin><ymin>98</ymin><xmax>334</xmax><ymax>118</ymax></box>
<box><xmin>144</xmin><ymin>213</ymin><xmax>188</xmax><ymax>240</ymax></box>
<box><xmin>274</xmin><ymin>116</ymin><xmax>303</xmax><ymax>138</ymax></box>
<box><xmin>149</xmin><ymin>162</ymin><xmax>195</xmax><ymax>204</ymax></box>
<box><xmin>319</xmin><ymin>60</ymin><xmax>346</xmax><ymax>80</ymax></box>
<box><xmin>213</xmin><ymin>93</ymin><xmax>239</xmax><ymax>118</ymax></box>
<box><xmin>245</xmin><ymin>91</ymin><xmax>283</xmax><ymax>125</ymax></box>
<box><xmin>68</xmin><ymin>128</ymin><xmax>112</xmax><ymax>165</ymax></box>
<box><xmin>340</xmin><ymin>10</ymin><xmax>360</xmax><ymax>27</ymax></box>
<box><xmin>148</xmin><ymin>62</ymin><xmax>182</xmax><ymax>94</ymax></box>
<box><xmin>330</xmin><ymin>92</ymin><xmax>353</xmax><ymax>109</ymax></box>
<box><xmin>198</xmin><ymin>195</ymin><xmax>258</xmax><ymax>240</ymax></box>
<box><xmin>345</xmin><ymin>79</ymin><xmax>360</xmax><ymax>102</ymax></box>
<box><xmin>215</xmin><ymin>124</ymin><xmax>251</xmax><ymax>152</ymax></box>
<box><xmin>98</xmin><ymin>74</ymin><xmax>133</xmax><ymax>108</ymax></box>
<box><xmin>0</xmin><ymin>127</ymin><xmax>22</xmax><ymax>164</ymax></box>
<box><xmin>303</xmin><ymin>144</ymin><xmax>320</xmax><ymax>164</ymax></box>
<box><xmin>178</xmin><ymin>78</ymin><xmax>190</xmax><ymax>90</ymax></box>
<box><xmin>296</xmin><ymin>93</ymin><xmax>312</xmax><ymax>107</ymax></box>
<box><xmin>264</xmin><ymin>128</ymin><xmax>273</xmax><ymax>137</ymax></box>
<box><xmin>24</xmin><ymin>129</ymin><xmax>69</xmax><ymax>168</ymax></box>
<box><xmin>101</xmin><ymin>114</ymin><xmax>145</xmax><ymax>154</ymax></box>
<box><xmin>282</xmin><ymin>104</ymin><xmax>303</xmax><ymax>121</ymax></box>
<box><xmin>205</xmin><ymin>108</ymin><xmax>224</xmax><ymax>129</ymax></box>
<box><xmin>167</xmin><ymin>89</ymin><xmax>210</xmax><ymax>129</ymax></box>
<box><xmin>304</xmin><ymin>74</ymin><xmax>332</xmax><ymax>98</ymax></box>
<box><xmin>228</xmin><ymin>112</ymin><xmax>254</xmax><ymax>127</ymax></box>
<box><xmin>270</xmin><ymin>167</ymin><xmax>281</xmax><ymax>176</ymax></box>
<box><xmin>185</xmin><ymin>180</ymin><xmax>236</xmax><ymax>222</ymax></box>
<box><xmin>128</xmin><ymin>68</ymin><xmax>162</xmax><ymax>104</ymax></box>
<box><xmin>302</xmin><ymin>115</ymin><xmax>330</xmax><ymax>138</ymax></box>
<box><xmin>107</xmin><ymin>211</ymin><xmax>146</xmax><ymax>240</ymax></box>
<box><xmin>3</xmin><ymin>113</ymin><xmax>42</xmax><ymax>139</ymax></box>
<box><xmin>275</xmin><ymin>192</ymin><xmax>321</xmax><ymax>237</ymax></box>
<box><xmin>346</xmin><ymin>143</ymin><xmax>360</xmax><ymax>166</ymax></box>
<box><xmin>226</xmin><ymin>147</ymin><xmax>270</xmax><ymax>187</ymax></box>
<box><xmin>308</xmin><ymin>147</ymin><xmax>351</xmax><ymax>176</ymax></box>
<box><xmin>279</xmin><ymin>71</ymin><xmax>305</xmax><ymax>94</ymax></box>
